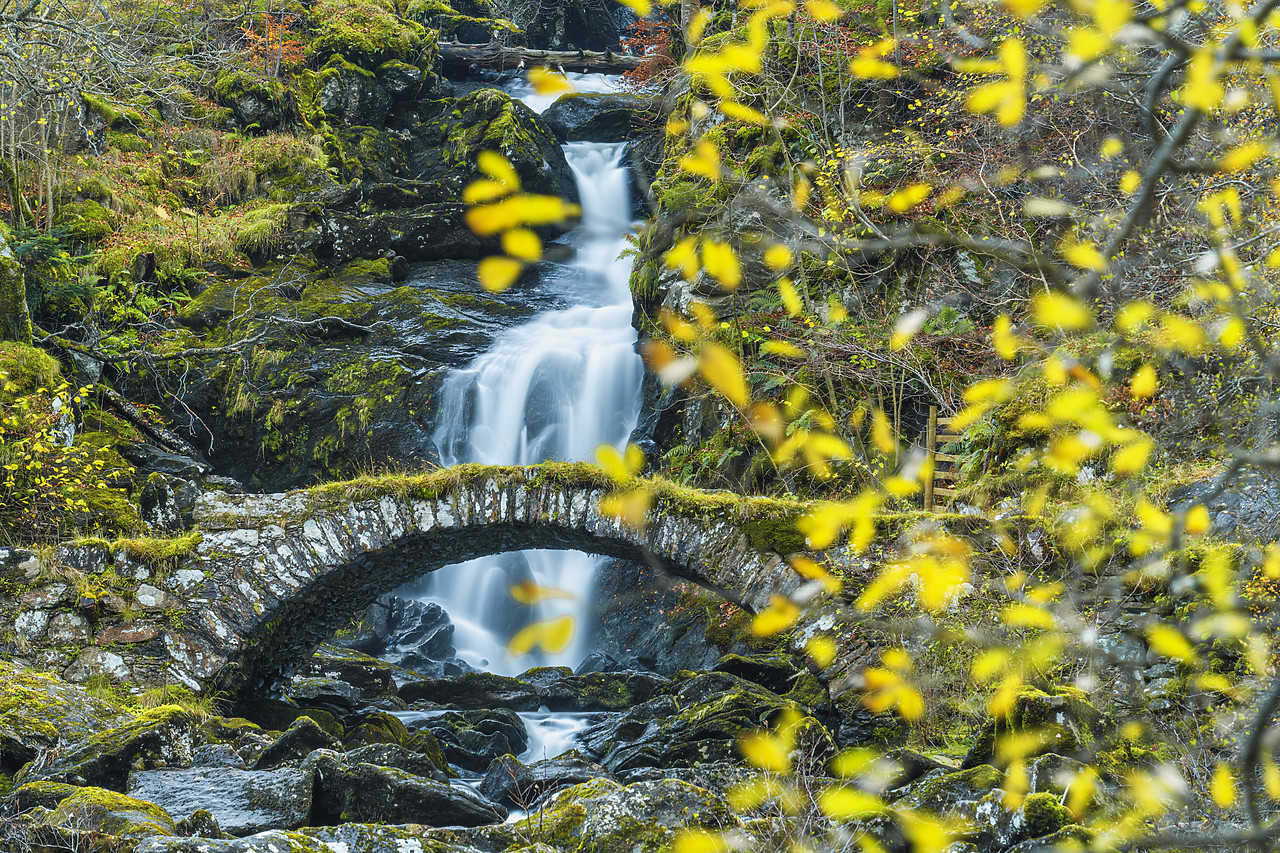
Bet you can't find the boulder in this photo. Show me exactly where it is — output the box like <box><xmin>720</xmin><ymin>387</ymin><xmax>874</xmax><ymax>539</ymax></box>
<box><xmin>253</xmin><ymin>717</ymin><xmax>342</xmax><ymax>770</ymax></box>
<box><xmin>400</xmin><ymin>672</ymin><xmax>540</xmax><ymax>710</ymax></box>
<box><xmin>36</xmin><ymin>786</ymin><xmax>178</xmax><ymax>839</ymax></box>
<box><xmin>479</xmin><ymin>751</ymin><xmax>613</xmax><ymax>808</ymax></box>
<box><xmin>308</xmin><ymin>750</ymin><xmax>506</xmax><ymax>825</ymax></box>
<box><xmin>520</xmin><ymin>666</ymin><xmax>669</xmax><ymax>711</ymax></box>
<box><xmin>127</xmin><ymin>765</ymin><xmax>314</xmax><ymax>836</ymax></box>
<box><xmin>962</xmin><ymin>687</ymin><xmax>1106</xmax><ymax>769</ymax></box>
<box><xmin>541</xmin><ymin>92</ymin><xmax>654</xmax><ymax>142</ymax></box>
<box><xmin>284</xmin><ymin>677</ymin><xmax>362</xmax><ymax>711</ymax></box>
<box><xmin>579</xmin><ymin>672</ymin><xmax>793</xmax><ymax>772</ymax></box>
<box><xmin>316</xmin><ymin>57</ymin><xmax>391</xmax><ymax>127</ymax></box>
<box><xmin>0</xmin><ymin>661</ymin><xmax>130</xmax><ymax>777</ymax></box>
<box><xmin>412</xmin><ymin>709</ymin><xmax>528</xmax><ymax>772</ymax></box>
<box><xmin>510</xmin><ymin>778</ymin><xmax>740</xmax><ymax>853</ymax></box>
<box><xmin>345</xmin><ymin>743</ymin><xmax>449</xmax><ymax>782</ymax></box>
<box><xmin>25</xmin><ymin>705</ymin><xmax>197</xmax><ymax>789</ymax></box>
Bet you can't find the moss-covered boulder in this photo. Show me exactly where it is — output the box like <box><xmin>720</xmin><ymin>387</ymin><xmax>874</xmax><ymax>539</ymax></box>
<box><xmin>14</xmin><ymin>780</ymin><xmax>82</xmax><ymax>811</ymax></box>
<box><xmin>127</xmin><ymin>763</ymin><xmax>314</xmax><ymax>836</ymax></box>
<box><xmin>25</xmin><ymin>705</ymin><xmax>197</xmax><ymax>790</ymax></box>
<box><xmin>315</xmin><ymin>58</ymin><xmax>391</xmax><ymax>128</ymax></box>
<box><xmin>309</xmin><ymin>0</ymin><xmax>433</xmax><ymax>70</ymax></box>
<box><xmin>0</xmin><ymin>661</ymin><xmax>130</xmax><ymax>778</ymax></box>
<box><xmin>37</xmin><ymin>786</ymin><xmax>178</xmax><ymax>838</ymax></box>
<box><xmin>511</xmin><ymin>778</ymin><xmax>740</xmax><ymax>853</ymax></box>
<box><xmin>962</xmin><ymin>686</ymin><xmax>1106</xmax><ymax>770</ymax></box>
<box><xmin>578</xmin><ymin>671</ymin><xmax>797</xmax><ymax>772</ymax></box>
<box><xmin>252</xmin><ymin>717</ymin><xmax>342</xmax><ymax>770</ymax></box>
<box><xmin>410</xmin><ymin>709</ymin><xmax>528</xmax><ymax>772</ymax></box>
<box><xmin>479</xmin><ymin>751</ymin><xmax>613</xmax><ymax>808</ymax></box>
<box><xmin>307</xmin><ymin>750</ymin><xmax>505</xmax><ymax>825</ymax></box>
<box><xmin>541</xmin><ymin>92</ymin><xmax>656</xmax><ymax>142</ymax></box>
<box><xmin>399</xmin><ymin>671</ymin><xmax>540</xmax><ymax>710</ymax></box>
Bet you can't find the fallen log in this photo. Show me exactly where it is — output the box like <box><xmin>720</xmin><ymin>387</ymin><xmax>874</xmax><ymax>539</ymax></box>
<box><xmin>439</xmin><ymin>41</ymin><xmax>647</xmax><ymax>74</ymax></box>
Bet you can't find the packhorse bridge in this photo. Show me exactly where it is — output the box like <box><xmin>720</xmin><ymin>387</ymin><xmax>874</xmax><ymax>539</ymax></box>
<box><xmin>0</xmin><ymin>464</ymin><xmax>810</xmax><ymax>697</ymax></box>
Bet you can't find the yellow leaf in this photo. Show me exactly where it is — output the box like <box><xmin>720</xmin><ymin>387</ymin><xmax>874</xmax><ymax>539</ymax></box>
<box><xmin>477</xmin><ymin>150</ymin><xmax>520</xmax><ymax>189</ymax></box>
<box><xmin>1183</xmin><ymin>46</ymin><xmax>1224</xmax><ymax>112</ymax></box>
<box><xmin>818</xmin><ymin>786</ymin><xmax>882</xmax><ymax>820</ymax></box>
<box><xmin>1003</xmin><ymin>602</ymin><xmax>1056</xmax><ymax>629</ymax></box>
<box><xmin>596</xmin><ymin>444</ymin><xmax>632</xmax><ymax>482</ymax></box>
<box><xmin>664</xmin><ymin>235</ymin><xmax>700</xmax><ymax>280</ymax></box>
<box><xmin>508</xmin><ymin>615</ymin><xmax>574</xmax><ymax>655</ymax></box>
<box><xmin>502</xmin><ymin>228</ymin><xmax>542</xmax><ymax>261</ymax></box>
<box><xmin>672</xmin><ymin>830</ymin><xmax>731</xmax><ymax>853</ymax></box>
<box><xmin>463</xmin><ymin>179</ymin><xmax>511</xmax><ymax>204</ymax></box>
<box><xmin>509</xmin><ymin>580</ymin><xmax>574</xmax><ymax>605</ymax></box>
<box><xmin>528</xmin><ymin>66</ymin><xmax>573</xmax><ymax>96</ymax></box>
<box><xmin>1211</xmin><ymin>763</ymin><xmax>1236</xmax><ymax>808</ymax></box>
<box><xmin>1159</xmin><ymin>313</ymin><xmax>1206</xmax><ymax>353</ymax></box>
<box><xmin>467</xmin><ymin>194</ymin><xmax>579</xmax><ymax>236</ymax></box>
<box><xmin>614</xmin><ymin>0</ymin><xmax>651</xmax><ymax>14</ymax></box>
<box><xmin>720</xmin><ymin>100</ymin><xmax>768</xmax><ymax>124</ymax></box>
<box><xmin>778</xmin><ymin>278</ymin><xmax>803</xmax><ymax>315</ymax></box>
<box><xmin>888</xmin><ymin>183</ymin><xmax>930</xmax><ymax>213</ymax></box>
<box><xmin>970</xmin><ymin>648</ymin><xmax>1009</xmax><ymax>682</ymax></box>
<box><xmin>699</xmin><ymin>342</ymin><xmax>750</xmax><ymax>407</ymax></box>
<box><xmin>871</xmin><ymin>409</ymin><xmax>895</xmax><ymax>453</ymax></box>
<box><xmin>686</xmin><ymin>8</ymin><xmax>712</xmax><ymax>44</ymax></box>
<box><xmin>805</xmin><ymin>635</ymin><xmax>838</xmax><ymax>668</ymax></box>
<box><xmin>1110</xmin><ymin>437</ymin><xmax>1152</xmax><ymax>475</ymax></box>
<box><xmin>791</xmin><ymin>555</ymin><xmax>841</xmax><ymax>593</ymax></box>
<box><xmin>805</xmin><ymin>0</ymin><xmax>843</xmax><ymax>18</ymax></box>
<box><xmin>600</xmin><ymin>488</ymin><xmax>652</xmax><ymax>529</ymax></box>
<box><xmin>752</xmin><ymin>595</ymin><xmax>800</xmax><ymax>635</ymax></box>
<box><xmin>1147</xmin><ymin>624</ymin><xmax>1198</xmax><ymax>664</ymax></box>
<box><xmin>740</xmin><ymin>730</ymin><xmax>791</xmax><ymax>772</ymax></box>
<box><xmin>679</xmin><ymin>139</ymin><xmax>722</xmax><ymax>180</ymax></box>
<box><xmin>701</xmin><ymin>238</ymin><xmax>742</xmax><ymax>289</ymax></box>
<box><xmin>761</xmin><ymin>340</ymin><xmax>805</xmax><ymax>358</ymax></box>
<box><xmin>763</xmin><ymin>244</ymin><xmax>793</xmax><ymax>270</ymax></box>
<box><xmin>1032</xmin><ymin>291</ymin><xmax>1093</xmax><ymax>330</ymax></box>
<box><xmin>1130</xmin><ymin>364</ymin><xmax>1157</xmax><ymax>398</ymax></box>
<box><xmin>1061</xmin><ymin>240</ymin><xmax>1108</xmax><ymax>271</ymax></box>
<box><xmin>1220</xmin><ymin>141</ymin><xmax>1269</xmax><ymax>171</ymax></box>
<box><xmin>477</xmin><ymin>256</ymin><xmax>525</xmax><ymax>292</ymax></box>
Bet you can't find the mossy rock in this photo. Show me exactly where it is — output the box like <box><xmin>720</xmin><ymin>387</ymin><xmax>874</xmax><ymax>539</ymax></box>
<box><xmin>38</xmin><ymin>786</ymin><xmax>177</xmax><ymax>838</ymax></box>
<box><xmin>55</xmin><ymin>200</ymin><xmax>114</xmax><ymax>243</ymax></box>
<box><xmin>1021</xmin><ymin>791</ymin><xmax>1072</xmax><ymax>838</ymax></box>
<box><xmin>309</xmin><ymin>0</ymin><xmax>432</xmax><ymax>69</ymax></box>
<box><xmin>341</xmin><ymin>709</ymin><xmax>414</xmax><ymax>749</ymax></box>
<box><xmin>14</xmin><ymin>780</ymin><xmax>81</xmax><ymax>811</ymax></box>
<box><xmin>25</xmin><ymin>705</ymin><xmax>197</xmax><ymax>790</ymax></box>
<box><xmin>0</xmin><ymin>661</ymin><xmax>130</xmax><ymax>777</ymax></box>
<box><xmin>962</xmin><ymin>686</ymin><xmax>1106</xmax><ymax>769</ymax></box>
<box><xmin>0</xmin><ymin>342</ymin><xmax>59</xmax><ymax>399</ymax></box>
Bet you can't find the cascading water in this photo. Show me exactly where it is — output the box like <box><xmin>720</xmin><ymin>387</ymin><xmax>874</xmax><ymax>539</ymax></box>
<box><xmin>394</xmin><ymin>132</ymin><xmax>644</xmax><ymax>676</ymax></box>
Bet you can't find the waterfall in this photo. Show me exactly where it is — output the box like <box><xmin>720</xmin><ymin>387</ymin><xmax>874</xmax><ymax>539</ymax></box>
<box><xmin>398</xmin><ymin>140</ymin><xmax>643</xmax><ymax>675</ymax></box>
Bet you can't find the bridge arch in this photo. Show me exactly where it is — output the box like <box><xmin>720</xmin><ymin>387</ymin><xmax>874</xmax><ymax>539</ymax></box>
<box><xmin>163</xmin><ymin>464</ymin><xmax>806</xmax><ymax>695</ymax></box>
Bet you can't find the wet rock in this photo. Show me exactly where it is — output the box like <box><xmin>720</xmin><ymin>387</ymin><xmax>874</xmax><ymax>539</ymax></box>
<box><xmin>36</xmin><ymin>786</ymin><xmax>178</xmax><ymax>839</ymax></box>
<box><xmin>535</xmin><ymin>669</ymin><xmax>670</xmax><ymax>711</ymax></box>
<box><xmin>253</xmin><ymin>716</ymin><xmax>342</xmax><ymax>770</ymax></box>
<box><xmin>510</xmin><ymin>778</ymin><xmax>740</xmax><ymax>853</ymax></box>
<box><xmin>175</xmin><ymin>809</ymin><xmax>227</xmax><ymax>839</ymax></box>
<box><xmin>345</xmin><ymin>743</ymin><xmax>449</xmax><ymax>782</ymax></box>
<box><xmin>284</xmin><ymin>676</ymin><xmax>362</xmax><ymax>711</ymax></box>
<box><xmin>401</xmin><ymin>671</ymin><xmax>540</xmax><ymax>710</ymax></box>
<box><xmin>192</xmin><ymin>743</ymin><xmax>246</xmax><ymax>769</ymax></box>
<box><xmin>412</xmin><ymin>708</ymin><xmax>529</xmax><ymax>772</ymax></box>
<box><xmin>834</xmin><ymin>689</ymin><xmax>911</xmax><ymax>748</ymax></box>
<box><xmin>128</xmin><ymin>765</ymin><xmax>313</xmax><ymax>836</ymax></box>
<box><xmin>542</xmin><ymin>92</ymin><xmax>655</xmax><ymax>142</ymax></box>
<box><xmin>22</xmin><ymin>705</ymin><xmax>196</xmax><ymax>789</ymax></box>
<box><xmin>303</xmin><ymin>641</ymin><xmax>407</xmax><ymax>695</ymax></box>
<box><xmin>308</xmin><ymin>750</ymin><xmax>506</xmax><ymax>825</ymax></box>
<box><xmin>579</xmin><ymin>671</ymin><xmax>792</xmax><ymax>772</ymax></box>
<box><xmin>479</xmin><ymin>751</ymin><xmax>613</xmax><ymax>808</ymax></box>
<box><xmin>318</xmin><ymin>57</ymin><xmax>391</xmax><ymax>127</ymax></box>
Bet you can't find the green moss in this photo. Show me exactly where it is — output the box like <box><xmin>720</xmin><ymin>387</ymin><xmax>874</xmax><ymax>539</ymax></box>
<box><xmin>309</xmin><ymin>0</ymin><xmax>430</xmax><ymax>68</ymax></box>
<box><xmin>55</xmin><ymin>200</ymin><xmax>114</xmax><ymax>243</ymax></box>
<box><xmin>41</xmin><ymin>786</ymin><xmax>177</xmax><ymax>838</ymax></box>
<box><xmin>109</xmin><ymin>531</ymin><xmax>203</xmax><ymax>571</ymax></box>
<box><xmin>0</xmin><ymin>342</ymin><xmax>60</xmax><ymax>398</ymax></box>
<box><xmin>741</xmin><ymin>513</ymin><xmax>806</xmax><ymax>554</ymax></box>
<box><xmin>78</xmin><ymin>486</ymin><xmax>144</xmax><ymax>537</ymax></box>
<box><xmin>14</xmin><ymin>780</ymin><xmax>80</xmax><ymax>810</ymax></box>
<box><xmin>1021</xmin><ymin>791</ymin><xmax>1073</xmax><ymax>838</ymax></box>
<box><xmin>80</xmin><ymin>93</ymin><xmax>149</xmax><ymax>129</ymax></box>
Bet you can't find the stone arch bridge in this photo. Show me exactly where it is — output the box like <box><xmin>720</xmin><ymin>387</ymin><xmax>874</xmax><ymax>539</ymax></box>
<box><xmin>0</xmin><ymin>464</ymin><xmax>811</xmax><ymax>697</ymax></box>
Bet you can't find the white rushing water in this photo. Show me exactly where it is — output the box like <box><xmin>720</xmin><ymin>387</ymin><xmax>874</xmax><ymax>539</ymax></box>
<box><xmin>401</xmin><ymin>138</ymin><xmax>643</xmax><ymax>675</ymax></box>
<box><xmin>503</xmin><ymin>72</ymin><xmax>625</xmax><ymax>115</ymax></box>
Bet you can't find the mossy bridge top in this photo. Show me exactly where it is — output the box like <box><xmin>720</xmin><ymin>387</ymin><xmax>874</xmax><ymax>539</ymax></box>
<box><xmin>0</xmin><ymin>464</ymin><xmax>813</xmax><ymax>697</ymax></box>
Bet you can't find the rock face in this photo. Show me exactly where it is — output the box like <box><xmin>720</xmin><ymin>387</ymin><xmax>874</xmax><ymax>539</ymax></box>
<box><xmin>308</xmin><ymin>750</ymin><xmax>506</xmax><ymax>825</ymax></box>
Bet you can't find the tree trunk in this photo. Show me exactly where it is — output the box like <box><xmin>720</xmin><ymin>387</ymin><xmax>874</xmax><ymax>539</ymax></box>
<box><xmin>0</xmin><ymin>228</ymin><xmax>32</xmax><ymax>345</ymax></box>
